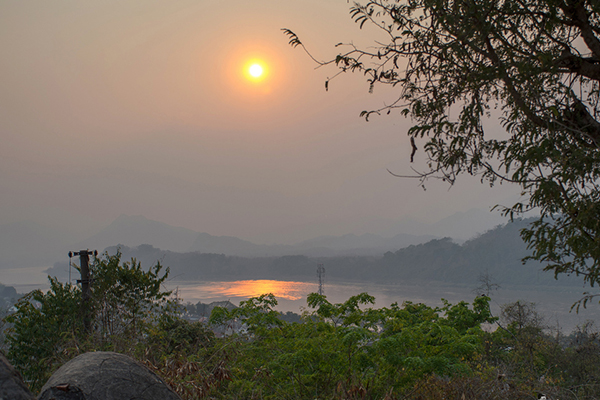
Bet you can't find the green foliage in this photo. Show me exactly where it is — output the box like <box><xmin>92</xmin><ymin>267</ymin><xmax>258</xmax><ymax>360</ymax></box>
<box><xmin>486</xmin><ymin>301</ymin><xmax>558</xmax><ymax>382</ymax></box>
<box><xmin>139</xmin><ymin>315</ymin><xmax>230</xmax><ymax>400</ymax></box>
<box><xmin>210</xmin><ymin>293</ymin><xmax>497</xmax><ymax>399</ymax></box>
<box><xmin>145</xmin><ymin>314</ymin><xmax>215</xmax><ymax>356</ymax></box>
<box><xmin>210</xmin><ymin>293</ymin><xmax>284</xmax><ymax>337</ymax></box>
<box><xmin>90</xmin><ymin>251</ymin><xmax>171</xmax><ymax>345</ymax></box>
<box><xmin>208</xmin><ymin>293</ymin><xmax>600</xmax><ymax>399</ymax></box>
<box><xmin>113</xmin><ymin>222</ymin><xmax>587</xmax><ymax>289</ymax></box>
<box><xmin>4</xmin><ymin>278</ymin><xmax>81</xmax><ymax>390</ymax></box>
<box><xmin>558</xmin><ymin>322</ymin><xmax>600</xmax><ymax>397</ymax></box>
<box><xmin>285</xmin><ymin>0</ymin><xmax>600</xmax><ymax>302</ymax></box>
<box><xmin>3</xmin><ymin>250</ymin><xmax>173</xmax><ymax>392</ymax></box>
<box><xmin>7</xmin><ymin>282</ymin><xmax>600</xmax><ymax>399</ymax></box>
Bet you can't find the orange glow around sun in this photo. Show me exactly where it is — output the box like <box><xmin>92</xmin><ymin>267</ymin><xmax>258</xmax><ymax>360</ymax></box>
<box><xmin>207</xmin><ymin>41</ymin><xmax>291</xmax><ymax>116</ymax></box>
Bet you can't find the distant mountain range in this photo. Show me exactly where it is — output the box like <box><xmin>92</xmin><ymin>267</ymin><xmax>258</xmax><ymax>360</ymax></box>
<box><xmin>0</xmin><ymin>209</ymin><xmax>509</xmax><ymax>271</ymax></box>
<box><xmin>43</xmin><ymin>217</ymin><xmax>580</xmax><ymax>289</ymax></box>
<box><xmin>78</xmin><ymin>215</ymin><xmax>199</xmax><ymax>254</ymax></box>
<box><xmin>67</xmin><ymin>214</ymin><xmax>440</xmax><ymax>258</ymax></box>
<box><xmin>379</xmin><ymin>208</ymin><xmax>507</xmax><ymax>242</ymax></box>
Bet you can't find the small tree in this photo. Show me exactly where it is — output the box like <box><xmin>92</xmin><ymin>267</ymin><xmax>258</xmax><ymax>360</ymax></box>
<box><xmin>4</xmin><ymin>278</ymin><xmax>81</xmax><ymax>390</ymax></box>
<box><xmin>90</xmin><ymin>250</ymin><xmax>172</xmax><ymax>345</ymax></box>
<box><xmin>3</xmin><ymin>250</ymin><xmax>172</xmax><ymax>392</ymax></box>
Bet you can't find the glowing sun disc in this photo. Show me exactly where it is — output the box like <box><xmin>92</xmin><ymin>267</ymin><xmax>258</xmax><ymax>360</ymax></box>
<box><xmin>249</xmin><ymin>64</ymin><xmax>263</xmax><ymax>78</ymax></box>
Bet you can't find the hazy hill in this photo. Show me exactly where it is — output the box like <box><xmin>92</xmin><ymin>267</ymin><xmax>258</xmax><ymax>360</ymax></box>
<box><xmin>76</xmin><ymin>214</ymin><xmax>438</xmax><ymax>257</ymax></box>
<box><xmin>381</xmin><ymin>208</ymin><xmax>507</xmax><ymax>242</ymax></box>
<box><xmin>295</xmin><ymin>232</ymin><xmax>437</xmax><ymax>255</ymax></box>
<box><xmin>46</xmin><ymin>218</ymin><xmax>581</xmax><ymax>289</ymax></box>
<box><xmin>373</xmin><ymin>219</ymin><xmax>579</xmax><ymax>286</ymax></box>
<box><xmin>77</xmin><ymin>215</ymin><xmax>199</xmax><ymax>253</ymax></box>
<box><xmin>0</xmin><ymin>209</ymin><xmax>509</xmax><ymax>271</ymax></box>
<box><xmin>2</xmin><ymin>211</ymin><xmax>543</xmax><ymax>278</ymax></box>
<box><xmin>426</xmin><ymin>208</ymin><xmax>507</xmax><ymax>242</ymax></box>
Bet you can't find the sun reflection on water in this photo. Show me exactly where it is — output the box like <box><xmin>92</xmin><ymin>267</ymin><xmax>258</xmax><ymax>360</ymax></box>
<box><xmin>220</xmin><ymin>280</ymin><xmax>305</xmax><ymax>300</ymax></box>
<box><xmin>161</xmin><ymin>280</ymin><xmax>600</xmax><ymax>332</ymax></box>
<box><xmin>175</xmin><ymin>280</ymin><xmax>314</xmax><ymax>302</ymax></box>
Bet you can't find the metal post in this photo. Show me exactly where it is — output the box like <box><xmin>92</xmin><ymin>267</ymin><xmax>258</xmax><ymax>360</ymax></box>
<box><xmin>69</xmin><ymin>249</ymin><xmax>97</xmax><ymax>333</ymax></box>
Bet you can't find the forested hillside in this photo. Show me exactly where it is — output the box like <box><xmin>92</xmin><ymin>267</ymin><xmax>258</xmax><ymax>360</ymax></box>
<box><xmin>372</xmin><ymin>219</ymin><xmax>572</xmax><ymax>285</ymax></box>
<box><xmin>45</xmin><ymin>219</ymin><xmax>579</xmax><ymax>288</ymax></box>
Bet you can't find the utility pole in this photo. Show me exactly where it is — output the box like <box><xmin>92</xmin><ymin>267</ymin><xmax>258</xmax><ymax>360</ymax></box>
<box><xmin>68</xmin><ymin>249</ymin><xmax>97</xmax><ymax>333</ymax></box>
<box><xmin>317</xmin><ymin>264</ymin><xmax>325</xmax><ymax>296</ymax></box>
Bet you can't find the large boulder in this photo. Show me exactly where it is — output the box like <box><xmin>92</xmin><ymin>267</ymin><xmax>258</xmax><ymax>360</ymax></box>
<box><xmin>0</xmin><ymin>352</ymin><xmax>35</xmax><ymax>400</ymax></box>
<box><xmin>37</xmin><ymin>352</ymin><xmax>181</xmax><ymax>400</ymax></box>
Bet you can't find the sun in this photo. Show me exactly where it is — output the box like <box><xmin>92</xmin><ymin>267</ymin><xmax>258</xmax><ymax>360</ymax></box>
<box><xmin>243</xmin><ymin>59</ymin><xmax>268</xmax><ymax>82</ymax></box>
<box><xmin>249</xmin><ymin>63</ymin><xmax>263</xmax><ymax>78</ymax></box>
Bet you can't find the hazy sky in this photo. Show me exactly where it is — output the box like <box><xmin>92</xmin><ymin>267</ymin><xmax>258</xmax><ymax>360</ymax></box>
<box><xmin>0</xmin><ymin>0</ymin><xmax>520</xmax><ymax>244</ymax></box>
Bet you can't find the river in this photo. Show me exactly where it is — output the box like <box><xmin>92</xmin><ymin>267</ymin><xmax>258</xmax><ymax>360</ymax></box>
<box><xmin>2</xmin><ymin>266</ymin><xmax>597</xmax><ymax>334</ymax></box>
<box><xmin>166</xmin><ymin>278</ymin><xmax>600</xmax><ymax>334</ymax></box>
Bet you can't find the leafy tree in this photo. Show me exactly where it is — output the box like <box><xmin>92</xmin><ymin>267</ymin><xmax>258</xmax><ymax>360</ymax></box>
<box><xmin>210</xmin><ymin>293</ymin><xmax>284</xmax><ymax>338</ymax></box>
<box><xmin>495</xmin><ymin>301</ymin><xmax>554</xmax><ymax>380</ymax></box>
<box><xmin>558</xmin><ymin>322</ymin><xmax>600</xmax><ymax>397</ymax></box>
<box><xmin>284</xmin><ymin>0</ymin><xmax>600</xmax><ymax>302</ymax></box>
<box><xmin>210</xmin><ymin>293</ymin><xmax>497</xmax><ymax>399</ymax></box>
<box><xmin>4</xmin><ymin>278</ymin><xmax>81</xmax><ymax>390</ymax></box>
<box><xmin>139</xmin><ymin>314</ymin><xmax>228</xmax><ymax>400</ymax></box>
<box><xmin>3</xmin><ymin>250</ymin><xmax>173</xmax><ymax>392</ymax></box>
<box><xmin>90</xmin><ymin>250</ymin><xmax>172</xmax><ymax>345</ymax></box>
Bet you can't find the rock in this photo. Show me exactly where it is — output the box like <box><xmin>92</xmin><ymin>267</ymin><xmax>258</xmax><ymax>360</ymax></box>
<box><xmin>0</xmin><ymin>351</ymin><xmax>35</xmax><ymax>400</ymax></box>
<box><xmin>37</xmin><ymin>352</ymin><xmax>181</xmax><ymax>400</ymax></box>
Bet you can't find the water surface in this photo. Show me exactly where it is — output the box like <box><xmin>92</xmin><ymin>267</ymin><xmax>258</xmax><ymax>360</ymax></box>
<box><xmin>167</xmin><ymin>279</ymin><xmax>600</xmax><ymax>333</ymax></box>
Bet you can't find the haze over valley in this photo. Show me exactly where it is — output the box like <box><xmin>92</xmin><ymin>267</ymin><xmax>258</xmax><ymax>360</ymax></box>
<box><xmin>3</xmin><ymin>1</ymin><xmax>600</xmax><ymax>399</ymax></box>
<box><xmin>1</xmin><ymin>0</ymin><xmax>598</xmax><ymax>340</ymax></box>
<box><xmin>0</xmin><ymin>209</ymin><xmax>507</xmax><ymax>273</ymax></box>
<box><xmin>1</xmin><ymin>212</ymin><xmax>596</xmax><ymax>332</ymax></box>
